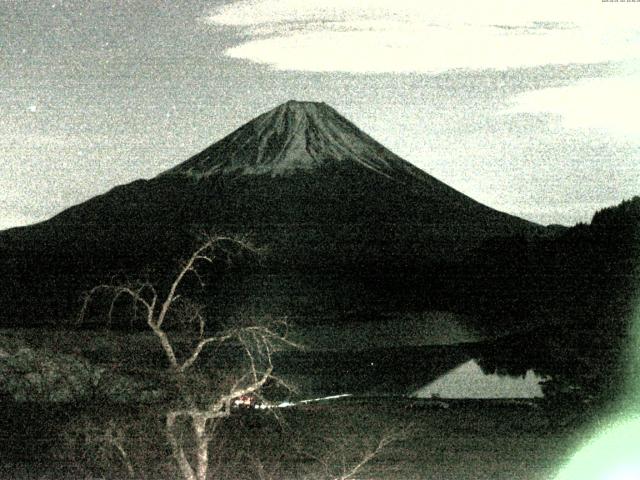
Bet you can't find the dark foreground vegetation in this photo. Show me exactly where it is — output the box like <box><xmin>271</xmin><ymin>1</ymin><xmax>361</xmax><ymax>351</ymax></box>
<box><xmin>1</xmin><ymin>395</ymin><xmax>591</xmax><ymax>480</ymax></box>
<box><xmin>0</xmin><ymin>323</ymin><xmax>621</xmax><ymax>480</ymax></box>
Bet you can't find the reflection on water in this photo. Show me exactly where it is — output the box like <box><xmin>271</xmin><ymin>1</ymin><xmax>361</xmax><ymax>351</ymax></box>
<box><xmin>413</xmin><ymin>359</ymin><xmax>546</xmax><ymax>399</ymax></box>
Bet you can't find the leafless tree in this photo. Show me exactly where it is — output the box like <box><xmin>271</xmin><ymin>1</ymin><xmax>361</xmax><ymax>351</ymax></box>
<box><xmin>298</xmin><ymin>428</ymin><xmax>406</xmax><ymax>480</ymax></box>
<box><xmin>82</xmin><ymin>419</ymin><xmax>136</xmax><ymax>478</ymax></box>
<box><xmin>78</xmin><ymin>233</ymin><xmax>300</xmax><ymax>480</ymax></box>
<box><xmin>77</xmin><ymin>233</ymin><xmax>400</xmax><ymax>480</ymax></box>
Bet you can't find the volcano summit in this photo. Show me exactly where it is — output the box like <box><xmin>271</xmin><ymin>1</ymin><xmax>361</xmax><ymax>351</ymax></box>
<box><xmin>163</xmin><ymin>100</ymin><xmax>433</xmax><ymax>181</ymax></box>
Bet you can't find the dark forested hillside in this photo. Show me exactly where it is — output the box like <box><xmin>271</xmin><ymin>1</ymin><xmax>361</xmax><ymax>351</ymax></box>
<box><xmin>460</xmin><ymin>196</ymin><xmax>640</xmax><ymax>405</ymax></box>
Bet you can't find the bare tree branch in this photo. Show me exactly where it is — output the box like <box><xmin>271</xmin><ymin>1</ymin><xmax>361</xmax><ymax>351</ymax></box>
<box><xmin>77</xmin><ymin>232</ymin><xmax>300</xmax><ymax>480</ymax></box>
<box><xmin>166</xmin><ymin>412</ymin><xmax>197</xmax><ymax>480</ymax></box>
<box><xmin>155</xmin><ymin>233</ymin><xmax>258</xmax><ymax>330</ymax></box>
<box><xmin>337</xmin><ymin>432</ymin><xmax>398</xmax><ymax>480</ymax></box>
<box><xmin>178</xmin><ymin>334</ymin><xmax>231</xmax><ymax>373</ymax></box>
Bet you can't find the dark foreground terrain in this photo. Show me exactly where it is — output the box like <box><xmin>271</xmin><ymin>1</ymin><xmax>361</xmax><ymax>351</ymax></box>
<box><xmin>1</xmin><ymin>396</ymin><xmax>592</xmax><ymax>480</ymax></box>
<box><xmin>0</xmin><ymin>324</ymin><xmax>629</xmax><ymax>479</ymax></box>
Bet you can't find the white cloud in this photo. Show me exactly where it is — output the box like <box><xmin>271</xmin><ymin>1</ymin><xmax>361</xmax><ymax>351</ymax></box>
<box><xmin>507</xmin><ymin>74</ymin><xmax>640</xmax><ymax>138</ymax></box>
<box><xmin>206</xmin><ymin>0</ymin><xmax>640</xmax><ymax>73</ymax></box>
<box><xmin>208</xmin><ymin>0</ymin><xmax>639</xmax><ymax>29</ymax></box>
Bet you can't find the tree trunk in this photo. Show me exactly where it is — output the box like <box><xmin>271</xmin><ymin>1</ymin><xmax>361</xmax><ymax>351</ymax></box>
<box><xmin>166</xmin><ymin>413</ymin><xmax>197</xmax><ymax>480</ymax></box>
<box><xmin>193</xmin><ymin>414</ymin><xmax>210</xmax><ymax>480</ymax></box>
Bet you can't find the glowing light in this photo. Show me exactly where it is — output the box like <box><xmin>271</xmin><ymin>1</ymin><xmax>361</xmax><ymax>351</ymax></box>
<box><xmin>555</xmin><ymin>417</ymin><xmax>640</xmax><ymax>480</ymax></box>
<box><xmin>556</xmin><ymin>297</ymin><xmax>640</xmax><ymax>479</ymax></box>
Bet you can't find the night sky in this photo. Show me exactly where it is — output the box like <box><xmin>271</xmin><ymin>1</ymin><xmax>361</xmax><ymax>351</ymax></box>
<box><xmin>2</xmin><ymin>0</ymin><xmax>639</xmax><ymax>229</ymax></box>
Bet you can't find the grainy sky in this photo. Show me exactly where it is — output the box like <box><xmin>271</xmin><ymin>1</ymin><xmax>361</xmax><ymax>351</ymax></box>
<box><xmin>1</xmin><ymin>0</ymin><xmax>639</xmax><ymax>229</ymax></box>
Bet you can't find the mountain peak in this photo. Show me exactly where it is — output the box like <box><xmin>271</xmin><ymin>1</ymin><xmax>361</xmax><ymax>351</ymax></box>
<box><xmin>280</xmin><ymin>99</ymin><xmax>327</xmax><ymax>109</ymax></box>
<box><xmin>161</xmin><ymin>101</ymin><xmax>426</xmax><ymax>180</ymax></box>
<box><xmin>273</xmin><ymin>99</ymin><xmax>333</xmax><ymax>115</ymax></box>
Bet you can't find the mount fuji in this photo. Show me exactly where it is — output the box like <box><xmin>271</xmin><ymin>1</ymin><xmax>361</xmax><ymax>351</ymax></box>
<box><xmin>0</xmin><ymin>101</ymin><xmax>542</xmax><ymax>325</ymax></box>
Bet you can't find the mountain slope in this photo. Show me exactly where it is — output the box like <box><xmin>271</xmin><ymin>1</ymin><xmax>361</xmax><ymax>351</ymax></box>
<box><xmin>162</xmin><ymin>100</ymin><xmax>432</xmax><ymax>179</ymax></box>
<box><xmin>0</xmin><ymin>101</ymin><xmax>542</xmax><ymax>326</ymax></box>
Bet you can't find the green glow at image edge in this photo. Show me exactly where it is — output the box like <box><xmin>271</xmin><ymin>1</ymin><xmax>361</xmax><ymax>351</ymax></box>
<box><xmin>555</xmin><ymin>294</ymin><xmax>640</xmax><ymax>480</ymax></box>
<box><xmin>554</xmin><ymin>416</ymin><xmax>640</xmax><ymax>480</ymax></box>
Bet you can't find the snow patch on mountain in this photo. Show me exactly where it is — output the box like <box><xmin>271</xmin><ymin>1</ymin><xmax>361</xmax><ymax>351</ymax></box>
<box><xmin>161</xmin><ymin>100</ymin><xmax>428</xmax><ymax>181</ymax></box>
